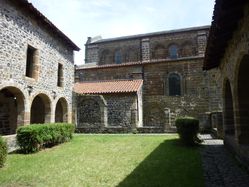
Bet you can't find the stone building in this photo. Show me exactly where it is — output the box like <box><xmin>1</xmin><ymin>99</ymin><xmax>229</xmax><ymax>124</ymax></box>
<box><xmin>204</xmin><ymin>0</ymin><xmax>249</xmax><ymax>166</ymax></box>
<box><xmin>0</xmin><ymin>0</ymin><xmax>80</xmax><ymax>135</ymax></box>
<box><xmin>75</xmin><ymin>26</ymin><xmax>220</xmax><ymax>133</ymax></box>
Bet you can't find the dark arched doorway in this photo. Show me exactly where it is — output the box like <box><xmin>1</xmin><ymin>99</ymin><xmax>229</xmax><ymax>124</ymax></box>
<box><xmin>55</xmin><ymin>98</ymin><xmax>68</xmax><ymax>123</ymax></box>
<box><xmin>237</xmin><ymin>55</ymin><xmax>249</xmax><ymax>144</ymax></box>
<box><xmin>0</xmin><ymin>87</ymin><xmax>25</xmax><ymax>135</ymax></box>
<box><xmin>31</xmin><ymin>94</ymin><xmax>51</xmax><ymax>124</ymax></box>
<box><xmin>223</xmin><ymin>80</ymin><xmax>235</xmax><ymax>136</ymax></box>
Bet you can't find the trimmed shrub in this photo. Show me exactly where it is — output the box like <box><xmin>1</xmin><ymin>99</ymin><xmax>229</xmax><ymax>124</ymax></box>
<box><xmin>175</xmin><ymin>117</ymin><xmax>199</xmax><ymax>146</ymax></box>
<box><xmin>0</xmin><ymin>136</ymin><xmax>7</xmax><ymax>168</ymax></box>
<box><xmin>17</xmin><ymin>123</ymin><xmax>75</xmax><ymax>153</ymax></box>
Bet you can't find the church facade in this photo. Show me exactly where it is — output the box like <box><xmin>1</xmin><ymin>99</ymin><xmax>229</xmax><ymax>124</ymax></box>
<box><xmin>75</xmin><ymin>26</ymin><xmax>221</xmax><ymax>133</ymax></box>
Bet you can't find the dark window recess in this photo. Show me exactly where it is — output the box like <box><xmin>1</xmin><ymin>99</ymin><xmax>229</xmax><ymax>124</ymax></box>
<box><xmin>169</xmin><ymin>45</ymin><xmax>178</xmax><ymax>59</ymax></box>
<box><xmin>169</xmin><ymin>73</ymin><xmax>181</xmax><ymax>96</ymax></box>
<box><xmin>57</xmin><ymin>64</ymin><xmax>63</xmax><ymax>87</ymax></box>
<box><xmin>115</xmin><ymin>50</ymin><xmax>122</xmax><ymax>64</ymax></box>
<box><xmin>26</xmin><ymin>46</ymin><xmax>36</xmax><ymax>78</ymax></box>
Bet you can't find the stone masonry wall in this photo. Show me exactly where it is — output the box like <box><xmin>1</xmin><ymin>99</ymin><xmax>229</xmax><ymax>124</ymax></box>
<box><xmin>78</xmin><ymin>26</ymin><xmax>214</xmax><ymax>132</ymax></box>
<box><xmin>104</xmin><ymin>94</ymin><xmax>137</xmax><ymax>128</ymax></box>
<box><xmin>0</xmin><ymin>0</ymin><xmax>75</xmax><ymax>131</ymax></box>
<box><xmin>85</xmin><ymin>26</ymin><xmax>209</xmax><ymax>65</ymax></box>
<box><xmin>216</xmin><ymin>4</ymin><xmax>249</xmax><ymax>164</ymax></box>
<box><xmin>76</xmin><ymin>93</ymin><xmax>138</xmax><ymax>133</ymax></box>
<box><xmin>86</xmin><ymin>39</ymin><xmax>141</xmax><ymax>65</ymax></box>
<box><xmin>76</xmin><ymin>65</ymin><xmax>143</xmax><ymax>82</ymax></box>
<box><xmin>143</xmin><ymin>59</ymin><xmax>210</xmax><ymax>129</ymax></box>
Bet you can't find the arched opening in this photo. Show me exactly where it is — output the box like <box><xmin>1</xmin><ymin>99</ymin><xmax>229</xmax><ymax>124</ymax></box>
<box><xmin>77</xmin><ymin>99</ymin><xmax>102</xmax><ymax>128</ymax></box>
<box><xmin>99</xmin><ymin>49</ymin><xmax>111</xmax><ymax>65</ymax></box>
<box><xmin>114</xmin><ymin>50</ymin><xmax>122</xmax><ymax>64</ymax></box>
<box><xmin>0</xmin><ymin>87</ymin><xmax>25</xmax><ymax>135</ymax></box>
<box><xmin>223</xmin><ymin>80</ymin><xmax>235</xmax><ymax>136</ymax></box>
<box><xmin>125</xmin><ymin>48</ymin><xmax>139</xmax><ymax>62</ymax></box>
<box><xmin>31</xmin><ymin>94</ymin><xmax>51</xmax><ymax>124</ymax></box>
<box><xmin>237</xmin><ymin>55</ymin><xmax>249</xmax><ymax>144</ymax></box>
<box><xmin>168</xmin><ymin>44</ymin><xmax>179</xmax><ymax>59</ymax></box>
<box><xmin>181</xmin><ymin>41</ymin><xmax>196</xmax><ymax>57</ymax></box>
<box><xmin>153</xmin><ymin>44</ymin><xmax>166</xmax><ymax>59</ymax></box>
<box><xmin>55</xmin><ymin>98</ymin><xmax>68</xmax><ymax>123</ymax></box>
<box><xmin>168</xmin><ymin>73</ymin><xmax>181</xmax><ymax>96</ymax></box>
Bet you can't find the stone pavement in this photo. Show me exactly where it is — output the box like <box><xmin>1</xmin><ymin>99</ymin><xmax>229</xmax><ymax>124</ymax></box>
<box><xmin>199</xmin><ymin>134</ymin><xmax>249</xmax><ymax>187</ymax></box>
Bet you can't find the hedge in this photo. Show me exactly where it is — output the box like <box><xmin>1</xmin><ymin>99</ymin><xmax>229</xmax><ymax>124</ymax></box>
<box><xmin>0</xmin><ymin>136</ymin><xmax>7</xmax><ymax>168</ymax></box>
<box><xmin>175</xmin><ymin>117</ymin><xmax>199</xmax><ymax>146</ymax></box>
<box><xmin>17</xmin><ymin>123</ymin><xmax>75</xmax><ymax>153</ymax></box>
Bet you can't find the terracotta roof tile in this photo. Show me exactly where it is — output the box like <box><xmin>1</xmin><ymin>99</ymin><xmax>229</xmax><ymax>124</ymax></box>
<box><xmin>74</xmin><ymin>79</ymin><xmax>143</xmax><ymax>94</ymax></box>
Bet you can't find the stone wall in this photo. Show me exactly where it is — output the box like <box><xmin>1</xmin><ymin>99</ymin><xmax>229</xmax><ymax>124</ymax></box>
<box><xmin>77</xmin><ymin>26</ymin><xmax>217</xmax><ymax>132</ymax></box>
<box><xmin>86</xmin><ymin>39</ymin><xmax>141</xmax><ymax>65</ymax></box>
<box><xmin>76</xmin><ymin>65</ymin><xmax>143</xmax><ymax>82</ymax></box>
<box><xmin>85</xmin><ymin>26</ymin><xmax>209</xmax><ymax>65</ymax></box>
<box><xmin>105</xmin><ymin>94</ymin><xmax>137</xmax><ymax>127</ymax></box>
<box><xmin>0</xmin><ymin>0</ymin><xmax>75</xmax><ymax>135</ymax></box>
<box><xmin>76</xmin><ymin>94</ymin><xmax>138</xmax><ymax>133</ymax></box>
<box><xmin>215</xmin><ymin>4</ymin><xmax>249</xmax><ymax>165</ymax></box>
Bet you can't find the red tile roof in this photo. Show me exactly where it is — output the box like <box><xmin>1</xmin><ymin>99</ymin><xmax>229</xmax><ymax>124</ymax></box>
<box><xmin>74</xmin><ymin>80</ymin><xmax>143</xmax><ymax>94</ymax></box>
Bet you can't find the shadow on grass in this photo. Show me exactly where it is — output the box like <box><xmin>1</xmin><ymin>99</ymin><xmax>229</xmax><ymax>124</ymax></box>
<box><xmin>117</xmin><ymin>139</ymin><xmax>203</xmax><ymax>187</ymax></box>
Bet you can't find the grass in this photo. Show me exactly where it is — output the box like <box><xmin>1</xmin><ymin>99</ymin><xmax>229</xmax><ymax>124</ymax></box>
<box><xmin>0</xmin><ymin>134</ymin><xmax>204</xmax><ymax>187</ymax></box>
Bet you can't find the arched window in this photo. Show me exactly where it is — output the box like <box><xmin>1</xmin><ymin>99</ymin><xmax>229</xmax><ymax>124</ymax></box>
<box><xmin>114</xmin><ymin>50</ymin><xmax>122</xmax><ymax>64</ymax></box>
<box><xmin>169</xmin><ymin>73</ymin><xmax>181</xmax><ymax>96</ymax></box>
<box><xmin>181</xmin><ymin>41</ymin><xmax>195</xmax><ymax>57</ymax></box>
<box><xmin>168</xmin><ymin>44</ymin><xmax>178</xmax><ymax>59</ymax></box>
<box><xmin>153</xmin><ymin>44</ymin><xmax>166</xmax><ymax>59</ymax></box>
<box><xmin>100</xmin><ymin>49</ymin><xmax>110</xmax><ymax>65</ymax></box>
<box><xmin>125</xmin><ymin>47</ymin><xmax>139</xmax><ymax>62</ymax></box>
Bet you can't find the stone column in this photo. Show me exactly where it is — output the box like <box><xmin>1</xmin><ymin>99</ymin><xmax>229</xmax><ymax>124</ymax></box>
<box><xmin>197</xmin><ymin>31</ymin><xmax>207</xmax><ymax>56</ymax></box>
<box><xmin>141</xmin><ymin>38</ymin><xmax>150</xmax><ymax>62</ymax></box>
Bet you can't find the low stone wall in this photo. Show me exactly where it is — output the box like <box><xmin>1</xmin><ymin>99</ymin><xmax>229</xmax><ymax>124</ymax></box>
<box><xmin>3</xmin><ymin>134</ymin><xmax>19</xmax><ymax>153</ymax></box>
<box><xmin>76</xmin><ymin>126</ymin><xmax>132</xmax><ymax>133</ymax></box>
<box><xmin>137</xmin><ymin>127</ymin><xmax>165</xmax><ymax>133</ymax></box>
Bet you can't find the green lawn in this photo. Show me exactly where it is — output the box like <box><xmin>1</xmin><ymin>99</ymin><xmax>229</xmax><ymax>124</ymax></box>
<box><xmin>0</xmin><ymin>134</ymin><xmax>204</xmax><ymax>187</ymax></box>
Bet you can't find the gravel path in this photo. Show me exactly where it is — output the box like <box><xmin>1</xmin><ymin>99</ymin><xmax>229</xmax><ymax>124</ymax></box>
<box><xmin>199</xmin><ymin>134</ymin><xmax>249</xmax><ymax>187</ymax></box>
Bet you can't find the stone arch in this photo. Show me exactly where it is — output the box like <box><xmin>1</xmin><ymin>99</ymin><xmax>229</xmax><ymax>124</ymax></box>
<box><xmin>181</xmin><ymin>41</ymin><xmax>196</xmax><ymax>57</ymax></box>
<box><xmin>152</xmin><ymin>44</ymin><xmax>166</xmax><ymax>59</ymax></box>
<box><xmin>55</xmin><ymin>97</ymin><xmax>68</xmax><ymax>123</ymax></box>
<box><xmin>124</xmin><ymin>47</ymin><xmax>139</xmax><ymax>62</ymax></box>
<box><xmin>223</xmin><ymin>79</ymin><xmax>235</xmax><ymax>136</ymax></box>
<box><xmin>167</xmin><ymin>43</ymin><xmax>179</xmax><ymax>59</ymax></box>
<box><xmin>99</xmin><ymin>49</ymin><xmax>111</xmax><ymax>65</ymax></box>
<box><xmin>30</xmin><ymin>93</ymin><xmax>51</xmax><ymax>124</ymax></box>
<box><xmin>0</xmin><ymin>86</ymin><xmax>25</xmax><ymax>135</ymax></box>
<box><xmin>77</xmin><ymin>95</ymin><xmax>107</xmax><ymax>128</ymax></box>
<box><xmin>165</xmin><ymin>72</ymin><xmax>183</xmax><ymax>96</ymax></box>
<box><xmin>236</xmin><ymin>55</ymin><xmax>249</xmax><ymax>144</ymax></box>
<box><xmin>114</xmin><ymin>48</ymin><xmax>122</xmax><ymax>64</ymax></box>
<box><xmin>144</xmin><ymin>103</ymin><xmax>166</xmax><ymax>127</ymax></box>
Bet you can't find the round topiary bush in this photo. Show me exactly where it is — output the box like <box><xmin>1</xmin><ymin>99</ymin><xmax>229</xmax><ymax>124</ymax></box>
<box><xmin>175</xmin><ymin>117</ymin><xmax>199</xmax><ymax>146</ymax></box>
<box><xmin>0</xmin><ymin>136</ymin><xmax>7</xmax><ymax>168</ymax></box>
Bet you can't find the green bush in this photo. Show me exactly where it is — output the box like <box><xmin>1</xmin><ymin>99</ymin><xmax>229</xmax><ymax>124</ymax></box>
<box><xmin>0</xmin><ymin>136</ymin><xmax>7</xmax><ymax>168</ymax></box>
<box><xmin>17</xmin><ymin>123</ymin><xmax>75</xmax><ymax>153</ymax></box>
<box><xmin>175</xmin><ymin>117</ymin><xmax>199</xmax><ymax>146</ymax></box>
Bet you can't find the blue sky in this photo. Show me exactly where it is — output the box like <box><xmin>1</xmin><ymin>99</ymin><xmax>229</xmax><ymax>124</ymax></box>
<box><xmin>28</xmin><ymin>0</ymin><xmax>215</xmax><ymax>65</ymax></box>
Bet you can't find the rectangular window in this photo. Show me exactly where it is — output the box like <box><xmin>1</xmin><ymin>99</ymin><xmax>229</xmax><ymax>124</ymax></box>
<box><xmin>26</xmin><ymin>45</ymin><xmax>36</xmax><ymax>78</ymax></box>
<box><xmin>57</xmin><ymin>63</ymin><xmax>63</xmax><ymax>87</ymax></box>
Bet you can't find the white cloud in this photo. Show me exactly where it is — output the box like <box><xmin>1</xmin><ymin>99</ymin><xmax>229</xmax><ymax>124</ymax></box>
<box><xmin>28</xmin><ymin>0</ymin><xmax>215</xmax><ymax>65</ymax></box>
